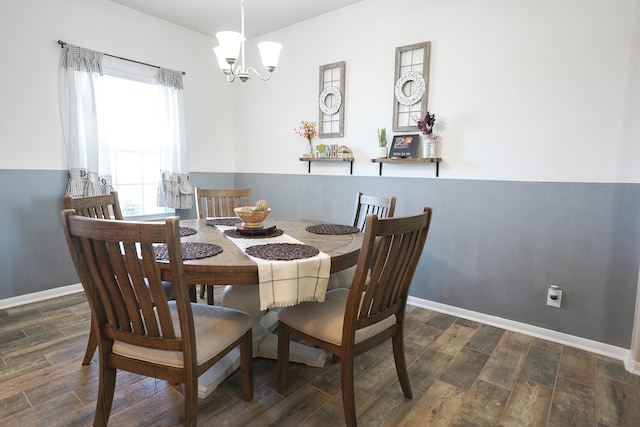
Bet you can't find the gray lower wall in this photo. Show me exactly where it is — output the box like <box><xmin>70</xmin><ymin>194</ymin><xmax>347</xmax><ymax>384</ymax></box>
<box><xmin>3</xmin><ymin>169</ymin><xmax>639</xmax><ymax>349</ymax></box>
<box><xmin>0</xmin><ymin>169</ymin><xmax>76</xmax><ymax>297</ymax></box>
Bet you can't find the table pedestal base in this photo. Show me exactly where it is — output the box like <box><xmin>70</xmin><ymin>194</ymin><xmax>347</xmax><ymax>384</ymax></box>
<box><xmin>197</xmin><ymin>348</ymin><xmax>240</xmax><ymax>399</ymax></box>
<box><xmin>197</xmin><ymin>285</ymin><xmax>328</xmax><ymax>398</ymax></box>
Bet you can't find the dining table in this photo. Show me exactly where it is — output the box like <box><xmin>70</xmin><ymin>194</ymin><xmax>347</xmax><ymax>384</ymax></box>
<box><xmin>158</xmin><ymin>217</ymin><xmax>363</xmax><ymax>398</ymax></box>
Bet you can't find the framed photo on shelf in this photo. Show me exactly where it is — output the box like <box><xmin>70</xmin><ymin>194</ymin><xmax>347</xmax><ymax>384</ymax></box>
<box><xmin>388</xmin><ymin>134</ymin><xmax>419</xmax><ymax>158</ymax></box>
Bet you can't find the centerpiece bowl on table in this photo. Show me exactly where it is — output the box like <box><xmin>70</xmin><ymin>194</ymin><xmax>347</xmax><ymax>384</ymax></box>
<box><xmin>234</xmin><ymin>206</ymin><xmax>271</xmax><ymax>229</ymax></box>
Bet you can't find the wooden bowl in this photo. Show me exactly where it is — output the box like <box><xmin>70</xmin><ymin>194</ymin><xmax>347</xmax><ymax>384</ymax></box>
<box><xmin>234</xmin><ymin>207</ymin><xmax>271</xmax><ymax>229</ymax></box>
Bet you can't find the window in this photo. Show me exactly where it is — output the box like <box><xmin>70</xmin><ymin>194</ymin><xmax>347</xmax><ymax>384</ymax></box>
<box><xmin>100</xmin><ymin>73</ymin><xmax>171</xmax><ymax>217</ymax></box>
<box><xmin>59</xmin><ymin>44</ymin><xmax>191</xmax><ymax>210</ymax></box>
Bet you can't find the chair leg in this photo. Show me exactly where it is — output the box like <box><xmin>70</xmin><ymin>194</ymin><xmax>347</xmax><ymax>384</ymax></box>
<box><xmin>207</xmin><ymin>285</ymin><xmax>214</xmax><ymax>305</ymax></box>
<box><xmin>82</xmin><ymin>321</ymin><xmax>98</xmax><ymax>365</ymax></box>
<box><xmin>188</xmin><ymin>285</ymin><xmax>196</xmax><ymax>303</ymax></box>
<box><xmin>340</xmin><ymin>354</ymin><xmax>357</xmax><ymax>427</ymax></box>
<box><xmin>276</xmin><ymin>322</ymin><xmax>291</xmax><ymax>394</ymax></box>
<box><xmin>183</xmin><ymin>373</ymin><xmax>198</xmax><ymax>427</ymax></box>
<box><xmin>198</xmin><ymin>285</ymin><xmax>215</xmax><ymax>305</ymax></box>
<box><xmin>94</xmin><ymin>363</ymin><xmax>116</xmax><ymax>427</ymax></box>
<box><xmin>240</xmin><ymin>329</ymin><xmax>254</xmax><ymax>401</ymax></box>
<box><xmin>392</xmin><ymin>332</ymin><xmax>413</xmax><ymax>399</ymax></box>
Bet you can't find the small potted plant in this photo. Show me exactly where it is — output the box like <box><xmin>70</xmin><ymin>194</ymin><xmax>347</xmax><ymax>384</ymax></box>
<box><xmin>377</xmin><ymin>127</ymin><xmax>388</xmax><ymax>158</ymax></box>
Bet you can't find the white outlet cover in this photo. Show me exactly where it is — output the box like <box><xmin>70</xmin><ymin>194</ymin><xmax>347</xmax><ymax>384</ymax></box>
<box><xmin>547</xmin><ymin>288</ymin><xmax>562</xmax><ymax>308</ymax></box>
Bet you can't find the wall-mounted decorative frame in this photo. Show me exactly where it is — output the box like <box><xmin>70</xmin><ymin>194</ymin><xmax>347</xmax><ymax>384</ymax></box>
<box><xmin>318</xmin><ymin>61</ymin><xmax>345</xmax><ymax>138</ymax></box>
<box><xmin>392</xmin><ymin>42</ymin><xmax>431</xmax><ymax>132</ymax></box>
<box><xmin>389</xmin><ymin>134</ymin><xmax>419</xmax><ymax>158</ymax></box>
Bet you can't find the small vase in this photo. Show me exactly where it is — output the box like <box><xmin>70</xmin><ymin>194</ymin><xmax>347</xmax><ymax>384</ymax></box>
<box><xmin>377</xmin><ymin>146</ymin><xmax>388</xmax><ymax>158</ymax></box>
<box><xmin>308</xmin><ymin>140</ymin><xmax>314</xmax><ymax>157</ymax></box>
<box><xmin>422</xmin><ymin>136</ymin><xmax>437</xmax><ymax>158</ymax></box>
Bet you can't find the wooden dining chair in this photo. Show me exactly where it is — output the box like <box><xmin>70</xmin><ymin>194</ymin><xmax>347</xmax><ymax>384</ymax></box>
<box><xmin>61</xmin><ymin>210</ymin><xmax>254</xmax><ymax>427</ymax></box>
<box><xmin>352</xmin><ymin>191</ymin><xmax>396</xmax><ymax>231</ymax></box>
<box><xmin>63</xmin><ymin>192</ymin><xmax>195</xmax><ymax>365</ymax></box>
<box><xmin>328</xmin><ymin>192</ymin><xmax>397</xmax><ymax>290</ymax></box>
<box><xmin>194</xmin><ymin>187</ymin><xmax>251</xmax><ymax>304</ymax></box>
<box><xmin>277</xmin><ymin>208</ymin><xmax>432</xmax><ymax>427</ymax></box>
<box><xmin>195</xmin><ymin>187</ymin><xmax>251</xmax><ymax>219</ymax></box>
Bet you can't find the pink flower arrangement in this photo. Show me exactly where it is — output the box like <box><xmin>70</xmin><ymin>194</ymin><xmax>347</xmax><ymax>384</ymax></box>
<box><xmin>416</xmin><ymin>111</ymin><xmax>436</xmax><ymax>135</ymax></box>
<box><xmin>294</xmin><ymin>120</ymin><xmax>317</xmax><ymax>142</ymax></box>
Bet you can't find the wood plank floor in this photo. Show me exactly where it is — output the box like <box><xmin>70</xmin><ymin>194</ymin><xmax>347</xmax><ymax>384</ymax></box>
<box><xmin>1</xmin><ymin>288</ymin><xmax>640</xmax><ymax>426</ymax></box>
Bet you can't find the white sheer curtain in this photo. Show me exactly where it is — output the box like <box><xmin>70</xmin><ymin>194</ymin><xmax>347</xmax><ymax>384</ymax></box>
<box><xmin>156</xmin><ymin>68</ymin><xmax>193</xmax><ymax>209</ymax></box>
<box><xmin>58</xmin><ymin>44</ymin><xmax>113</xmax><ymax>197</ymax></box>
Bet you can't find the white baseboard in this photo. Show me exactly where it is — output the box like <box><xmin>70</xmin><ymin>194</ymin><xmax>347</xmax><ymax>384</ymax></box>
<box><xmin>626</xmin><ymin>352</ymin><xmax>640</xmax><ymax>375</ymax></box>
<box><xmin>0</xmin><ymin>283</ymin><xmax>83</xmax><ymax>310</ymax></box>
<box><xmin>408</xmin><ymin>296</ymin><xmax>638</xmax><ymax>374</ymax></box>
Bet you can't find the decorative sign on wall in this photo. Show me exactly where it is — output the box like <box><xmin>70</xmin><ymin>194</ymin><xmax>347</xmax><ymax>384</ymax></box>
<box><xmin>389</xmin><ymin>134</ymin><xmax>420</xmax><ymax>158</ymax></box>
<box><xmin>392</xmin><ymin>42</ymin><xmax>431</xmax><ymax>132</ymax></box>
<box><xmin>318</xmin><ymin>61</ymin><xmax>346</xmax><ymax>138</ymax></box>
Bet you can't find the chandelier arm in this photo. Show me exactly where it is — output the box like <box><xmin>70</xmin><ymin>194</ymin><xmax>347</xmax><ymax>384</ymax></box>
<box><xmin>220</xmin><ymin>62</ymin><xmax>239</xmax><ymax>82</ymax></box>
<box><xmin>246</xmin><ymin>67</ymin><xmax>272</xmax><ymax>81</ymax></box>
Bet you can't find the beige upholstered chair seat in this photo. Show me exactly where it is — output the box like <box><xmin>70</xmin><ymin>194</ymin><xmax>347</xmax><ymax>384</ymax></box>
<box><xmin>114</xmin><ymin>302</ymin><xmax>253</xmax><ymax>368</ymax></box>
<box><xmin>278</xmin><ymin>288</ymin><xmax>396</xmax><ymax>347</ymax></box>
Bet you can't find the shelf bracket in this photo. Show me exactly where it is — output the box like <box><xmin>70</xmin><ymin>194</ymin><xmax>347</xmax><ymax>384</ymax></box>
<box><xmin>372</xmin><ymin>158</ymin><xmax>441</xmax><ymax>177</ymax></box>
<box><xmin>300</xmin><ymin>158</ymin><xmax>354</xmax><ymax>175</ymax></box>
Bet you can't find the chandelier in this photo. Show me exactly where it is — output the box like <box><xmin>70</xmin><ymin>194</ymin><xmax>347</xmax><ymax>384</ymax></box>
<box><xmin>213</xmin><ymin>0</ymin><xmax>282</xmax><ymax>82</ymax></box>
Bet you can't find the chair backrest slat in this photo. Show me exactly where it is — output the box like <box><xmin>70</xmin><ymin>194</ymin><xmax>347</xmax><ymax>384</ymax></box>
<box><xmin>345</xmin><ymin>208</ymin><xmax>432</xmax><ymax>336</ymax></box>
<box><xmin>195</xmin><ymin>187</ymin><xmax>251</xmax><ymax>218</ymax></box>
<box><xmin>125</xmin><ymin>242</ymin><xmax>161</xmax><ymax>335</ymax></box>
<box><xmin>79</xmin><ymin>236</ymin><xmax>122</xmax><ymax>328</ymax></box>
<box><xmin>62</xmin><ymin>210</ymin><xmax>192</xmax><ymax>353</ymax></box>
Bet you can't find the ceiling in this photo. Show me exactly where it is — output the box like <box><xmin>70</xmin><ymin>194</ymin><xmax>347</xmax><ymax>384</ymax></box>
<box><xmin>109</xmin><ymin>0</ymin><xmax>365</xmax><ymax>39</ymax></box>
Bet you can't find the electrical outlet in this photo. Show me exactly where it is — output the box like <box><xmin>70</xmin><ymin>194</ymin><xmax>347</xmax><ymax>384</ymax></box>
<box><xmin>546</xmin><ymin>285</ymin><xmax>562</xmax><ymax>308</ymax></box>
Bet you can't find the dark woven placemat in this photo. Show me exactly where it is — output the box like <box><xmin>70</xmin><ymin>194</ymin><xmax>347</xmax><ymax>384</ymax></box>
<box><xmin>206</xmin><ymin>218</ymin><xmax>242</xmax><ymax>227</ymax></box>
<box><xmin>245</xmin><ymin>243</ymin><xmax>319</xmax><ymax>261</ymax></box>
<box><xmin>306</xmin><ymin>224</ymin><xmax>360</xmax><ymax>235</ymax></box>
<box><xmin>155</xmin><ymin>242</ymin><xmax>222</xmax><ymax>260</ymax></box>
<box><xmin>224</xmin><ymin>228</ymin><xmax>285</xmax><ymax>239</ymax></box>
<box><xmin>179</xmin><ymin>226</ymin><xmax>197</xmax><ymax>237</ymax></box>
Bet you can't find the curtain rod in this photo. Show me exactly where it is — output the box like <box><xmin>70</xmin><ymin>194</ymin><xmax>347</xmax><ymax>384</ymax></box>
<box><xmin>57</xmin><ymin>40</ymin><xmax>185</xmax><ymax>75</ymax></box>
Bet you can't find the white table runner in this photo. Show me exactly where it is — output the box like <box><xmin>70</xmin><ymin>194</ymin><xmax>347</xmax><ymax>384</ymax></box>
<box><xmin>217</xmin><ymin>224</ymin><xmax>330</xmax><ymax>310</ymax></box>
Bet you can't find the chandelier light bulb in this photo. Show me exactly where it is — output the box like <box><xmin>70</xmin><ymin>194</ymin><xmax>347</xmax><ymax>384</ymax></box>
<box><xmin>258</xmin><ymin>42</ymin><xmax>282</xmax><ymax>71</ymax></box>
<box><xmin>214</xmin><ymin>31</ymin><xmax>244</xmax><ymax>63</ymax></box>
<box><xmin>213</xmin><ymin>47</ymin><xmax>232</xmax><ymax>73</ymax></box>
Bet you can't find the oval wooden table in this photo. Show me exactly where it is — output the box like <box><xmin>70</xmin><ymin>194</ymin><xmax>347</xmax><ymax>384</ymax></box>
<box><xmin>160</xmin><ymin>218</ymin><xmax>363</xmax><ymax>284</ymax></box>
<box><xmin>160</xmin><ymin>217</ymin><xmax>364</xmax><ymax>398</ymax></box>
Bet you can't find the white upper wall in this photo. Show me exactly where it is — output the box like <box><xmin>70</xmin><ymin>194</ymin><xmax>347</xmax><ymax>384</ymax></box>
<box><xmin>0</xmin><ymin>0</ymin><xmax>638</xmax><ymax>183</ymax></box>
<box><xmin>235</xmin><ymin>0</ymin><xmax>640</xmax><ymax>183</ymax></box>
<box><xmin>0</xmin><ymin>0</ymin><xmax>236</xmax><ymax>173</ymax></box>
